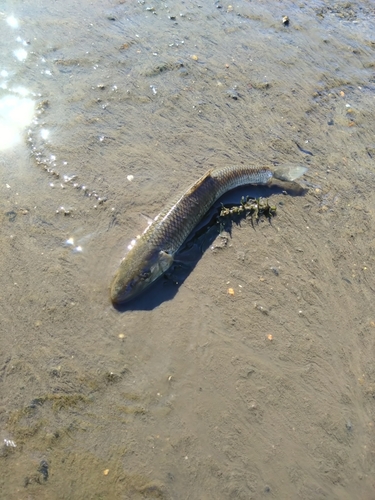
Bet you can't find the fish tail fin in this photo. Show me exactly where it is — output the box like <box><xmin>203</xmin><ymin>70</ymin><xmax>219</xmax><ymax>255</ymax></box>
<box><xmin>272</xmin><ymin>165</ymin><xmax>308</xmax><ymax>182</ymax></box>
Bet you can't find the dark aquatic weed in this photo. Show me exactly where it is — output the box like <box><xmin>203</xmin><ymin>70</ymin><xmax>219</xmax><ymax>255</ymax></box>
<box><xmin>219</xmin><ymin>196</ymin><xmax>277</xmax><ymax>223</ymax></box>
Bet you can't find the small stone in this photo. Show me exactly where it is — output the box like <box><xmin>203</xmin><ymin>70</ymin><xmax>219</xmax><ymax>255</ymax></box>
<box><xmin>270</xmin><ymin>267</ymin><xmax>279</xmax><ymax>276</ymax></box>
<box><xmin>346</xmin><ymin>420</ymin><xmax>353</xmax><ymax>432</ymax></box>
<box><xmin>255</xmin><ymin>303</ymin><xmax>269</xmax><ymax>315</ymax></box>
<box><xmin>227</xmin><ymin>88</ymin><xmax>240</xmax><ymax>100</ymax></box>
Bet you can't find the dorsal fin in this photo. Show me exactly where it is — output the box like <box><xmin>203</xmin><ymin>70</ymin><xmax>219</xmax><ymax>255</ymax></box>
<box><xmin>185</xmin><ymin>169</ymin><xmax>214</xmax><ymax>196</ymax></box>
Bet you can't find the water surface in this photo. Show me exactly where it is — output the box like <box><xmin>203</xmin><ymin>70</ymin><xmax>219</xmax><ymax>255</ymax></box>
<box><xmin>1</xmin><ymin>1</ymin><xmax>375</xmax><ymax>498</ymax></box>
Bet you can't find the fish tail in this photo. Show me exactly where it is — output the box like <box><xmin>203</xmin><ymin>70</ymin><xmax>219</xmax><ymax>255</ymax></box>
<box><xmin>272</xmin><ymin>165</ymin><xmax>308</xmax><ymax>182</ymax></box>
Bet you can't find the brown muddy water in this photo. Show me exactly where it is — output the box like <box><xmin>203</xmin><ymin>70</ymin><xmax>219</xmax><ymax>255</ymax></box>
<box><xmin>1</xmin><ymin>0</ymin><xmax>375</xmax><ymax>498</ymax></box>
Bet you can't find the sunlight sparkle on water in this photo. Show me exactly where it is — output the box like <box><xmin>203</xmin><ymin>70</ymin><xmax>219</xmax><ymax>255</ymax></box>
<box><xmin>6</xmin><ymin>15</ymin><xmax>19</xmax><ymax>29</ymax></box>
<box><xmin>0</xmin><ymin>94</ymin><xmax>35</xmax><ymax>150</ymax></box>
<box><xmin>65</xmin><ymin>238</ymin><xmax>83</xmax><ymax>254</ymax></box>
<box><xmin>3</xmin><ymin>439</ymin><xmax>16</xmax><ymax>448</ymax></box>
<box><xmin>41</xmin><ymin>128</ymin><xmax>50</xmax><ymax>140</ymax></box>
<box><xmin>15</xmin><ymin>36</ymin><xmax>28</xmax><ymax>47</ymax></box>
<box><xmin>11</xmin><ymin>86</ymin><xmax>29</xmax><ymax>97</ymax></box>
<box><xmin>13</xmin><ymin>48</ymin><xmax>27</xmax><ymax>61</ymax></box>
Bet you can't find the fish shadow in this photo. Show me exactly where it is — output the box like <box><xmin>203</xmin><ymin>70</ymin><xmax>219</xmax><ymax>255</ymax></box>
<box><xmin>113</xmin><ymin>181</ymin><xmax>307</xmax><ymax>312</ymax></box>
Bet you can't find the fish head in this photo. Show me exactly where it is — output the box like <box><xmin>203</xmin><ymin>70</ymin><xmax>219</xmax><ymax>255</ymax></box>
<box><xmin>110</xmin><ymin>244</ymin><xmax>174</xmax><ymax>304</ymax></box>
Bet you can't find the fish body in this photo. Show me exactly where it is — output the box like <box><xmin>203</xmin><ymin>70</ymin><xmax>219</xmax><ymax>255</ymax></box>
<box><xmin>110</xmin><ymin>164</ymin><xmax>307</xmax><ymax>304</ymax></box>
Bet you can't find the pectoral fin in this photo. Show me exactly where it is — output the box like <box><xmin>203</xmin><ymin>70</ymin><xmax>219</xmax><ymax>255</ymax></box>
<box><xmin>158</xmin><ymin>250</ymin><xmax>174</xmax><ymax>273</ymax></box>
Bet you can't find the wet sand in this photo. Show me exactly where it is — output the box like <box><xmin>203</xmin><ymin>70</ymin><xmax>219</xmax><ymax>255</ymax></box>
<box><xmin>1</xmin><ymin>1</ymin><xmax>375</xmax><ymax>498</ymax></box>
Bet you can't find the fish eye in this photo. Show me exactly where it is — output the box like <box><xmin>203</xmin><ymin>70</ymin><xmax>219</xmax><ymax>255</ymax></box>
<box><xmin>140</xmin><ymin>269</ymin><xmax>151</xmax><ymax>281</ymax></box>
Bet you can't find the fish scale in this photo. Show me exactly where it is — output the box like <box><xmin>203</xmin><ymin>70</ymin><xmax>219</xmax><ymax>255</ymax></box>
<box><xmin>110</xmin><ymin>164</ymin><xmax>307</xmax><ymax>304</ymax></box>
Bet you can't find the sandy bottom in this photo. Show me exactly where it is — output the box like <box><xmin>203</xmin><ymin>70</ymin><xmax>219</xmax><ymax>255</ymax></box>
<box><xmin>1</xmin><ymin>1</ymin><xmax>375</xmax><ymax>498</ymax></box>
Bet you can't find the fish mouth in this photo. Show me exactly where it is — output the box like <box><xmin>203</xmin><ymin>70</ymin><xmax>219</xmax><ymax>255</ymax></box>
<box><xmin>110</xmin><ymin>275</ymin><xmax>144</xmax><ymax>305</ymax></box>
<box><xmin>110</xmin><ymin>284</ymin><xmax>133</xmax><ymax>305</ymax></box>
<box><xmin>110</xmin><ymin>274</ymin><xmax>161</xmax><ymax>305</ymax></box>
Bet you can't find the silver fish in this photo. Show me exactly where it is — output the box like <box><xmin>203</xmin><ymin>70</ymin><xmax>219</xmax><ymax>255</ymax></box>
<box><xmin>110</xmin><ymin>164</ymin><xmax>307</xmax><ymax>304</ymax></box>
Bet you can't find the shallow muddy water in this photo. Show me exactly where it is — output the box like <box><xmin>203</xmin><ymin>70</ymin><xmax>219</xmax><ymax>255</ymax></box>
<box><xmin>1</xmin><ymin>1</ymin><xmax>375</xmax><ymax>498</ymax></box>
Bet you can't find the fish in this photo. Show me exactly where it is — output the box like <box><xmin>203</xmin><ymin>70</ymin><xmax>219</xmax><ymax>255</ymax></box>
<box><xmin>110</xmin><ymin>164</ymin><xmax>307</xmax><ymax>304</ymax></box>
